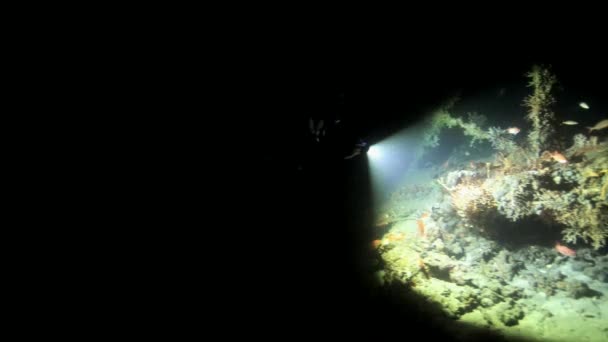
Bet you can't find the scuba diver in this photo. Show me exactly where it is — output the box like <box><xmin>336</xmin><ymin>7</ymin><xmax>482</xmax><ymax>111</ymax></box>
<box><xmin>307</xmin><ymin>114</ymin><xmax>368</xmax><ymax>161</ymax></box>
<box><xmin>344</xmin><ymin>140</ymin><xmax>368</xmax><ymax>160</ymax></box>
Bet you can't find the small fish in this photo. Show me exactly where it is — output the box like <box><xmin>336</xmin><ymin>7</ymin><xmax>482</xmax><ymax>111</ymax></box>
<box><xmin>587</xmin><ymin>119</ymin><xmax>608</xmax><ymax>133</ymax></box>
<box><xmin>550</xmin><ymin>151</ymin><xmax>568</xmax><ymax>164</ymax></box>
<box><xmin>506</xmin><ymin>127</ymin><xmax>520</xmax><ymax>135</ymax></box>
<box><xmin>561</xmin><ymin>120</ymin><xmax>578</xmax><ymax>125</ymax></box>
<box><xmin>555</xmin><ymin>242</ymin><xmax>576</xmax><ymax>257</ymax></box>
<box><xmin>579</xmin><ymin>102</ymin><xmax>590</xmax><ymax>109</ymax></box>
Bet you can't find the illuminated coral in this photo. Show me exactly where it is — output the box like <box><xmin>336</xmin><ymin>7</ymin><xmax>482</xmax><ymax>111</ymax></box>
<box><xmin>450</xmin><ymin>183</ymin><xmax>488</xmax><ymax>219</ymax></box>
<box><xmin>523</xmin><ymin>65</ymin><xmax>558</xmax><ymax>156</ymax></box>
<box><xmin>490</xmin><ymin>174</ymin><xmax>537</xmax><ymax>221</ymax></box>
<box><xmin>534</xmin><ymin>183</ymin><xmax>608</xmax><ymax>249</ymax></box>
<box><xmin>487</xmin><ymin>127</ymin><xmax>517</xmax><ymax>154</ymax></box>
<box><xmin>561</xmin><ymin>204</ymin><xmax>608</xmax><ymax>250</ymax></box>
<box><xmin>566</xmin><ymin>134</ymin><xmax>593</xmax><ymax>157</ymax></box>
<box><xmin>422</xmin><ymin>103</ymin><xmax>490</xmax><ymax>150</ymax></box>
<box><xmin>422</xmin><ymin>66</ymin><xmax>608</xmax><ymax>249</ymax></box>
<box><xmin>423</xmin><ymin>108</ymin><xmax>459</xmax><ymax>149</ymax></box>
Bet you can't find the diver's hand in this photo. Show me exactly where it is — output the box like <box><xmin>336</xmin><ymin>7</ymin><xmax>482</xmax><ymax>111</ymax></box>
<box><xmin>344</xmin><ymin>147</ymin><xmax>362</xmax><ymax>160</ymax></box>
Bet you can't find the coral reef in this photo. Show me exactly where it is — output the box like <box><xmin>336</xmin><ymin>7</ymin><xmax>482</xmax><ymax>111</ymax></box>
<box><xmin>426</xmin><ymin>66</ymin><xmax>608</xmax><ymax>249</ymax></box>
<box><xmin>440</xmin><ymin>162</ymin><xmax>607</xmax><ymax>249</ymax></box>
<box><xmin>372</xmin><ymin>194</ymin><xmax>607</xmax><ymax>340</ymax></box>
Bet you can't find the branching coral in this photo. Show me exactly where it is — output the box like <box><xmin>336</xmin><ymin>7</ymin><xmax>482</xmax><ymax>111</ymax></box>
<box><xmin>487</xmin><ymin>127</ymin><xmax>517</xmax><ymax>154</ymax></box>
<box><xmin>489</xmin><ymin>174</ymin><xmax>537</xmax><ymax>221</ymax></box>
<box><xmin>550</xmin><ymin>167</ymin><xmax>580</xmax><ymax>186</ymax></box>
<box><xmin>495</xmin><ymin>153</ymin><xmax>515</xmax><ymax>175</ymax></box>
<box><xmin>447</xmin><ymin>112</ymin><xmax>492</xmax><ymax>148</ymax></box>
<box><xmin>434</xmin><ymin>112</ymin><xmax>489</xmax><ymax>146</ymax></box>
<box><xmin>565</xmin><ymin>135</ymin><xmax>608</xmax><ymax>167</ymax></box>
<box><xmin>533</xmin><ymin>189</ymin><xmax>578</xmax><ymax>214</ymax></box>
<box><xmin>534</xmin><ymin>181</ymin><xmax>608</xmax><ymax>249</ymax></box>
<box><xmin>572</xmin><ymin>144</ymin><xmax>608</xmax><ymax>198</ymax></box>
<box><xmin>513</xmin><ymin>147</ymin><xmax>546</xmax><ymax>170</ymax></box>
<box><xmin>423</xmin><ymin>107</ymin><xmax>460</xmax><ymax>149</ymax></box>
<box><xmin>566</xmin><ymin>134</ymin><xmax>594</xmax><ymax>157</ymax></box>
<box><xmin>423</xmin><ymin>101</ymin><xmax>490</xmax><ymax>150</ymax></box>
<box><xmin>523</xmin><ymin>65</ymin><xmax>558</xmax><ymax>156</ymax></box>
<box><xmin>561</xmin><ymin>204</ymin><xmax>608</xmax><ymax>250</ymax></box>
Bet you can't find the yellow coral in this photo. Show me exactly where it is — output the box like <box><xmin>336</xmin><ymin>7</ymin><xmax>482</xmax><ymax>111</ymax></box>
<box><xmin>546</xmin><ymin>179</ymin><xmax>608</xmax><ymax>249</ymax></box>
<box><xmin>561</xmin><ymin>204</ymin><xmax>608</xmax><ymax>250</ymax></box>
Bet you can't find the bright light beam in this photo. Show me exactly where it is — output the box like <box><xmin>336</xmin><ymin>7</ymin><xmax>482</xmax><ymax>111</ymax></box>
<box><xmin>367</xmin><ymin>145</ymin><xmax>381</xmax><ymax>159</ymax></box>
<box><xmin>366</xmin><ymin>130</ymin><xmax>420</xmax><ymax>215</ymax></box>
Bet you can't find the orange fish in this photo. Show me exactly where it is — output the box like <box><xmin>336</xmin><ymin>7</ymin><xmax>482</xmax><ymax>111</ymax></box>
<box><xmin>417</xmin><ymin>219</ymin><xmax>426</xmax><ymax>237</ymax></box>
<box><xmin>550</xmin><ymin>151</ymin><xmax>568</xmax><ymax>164</ymax></box>
<box><xmin>420</xmin><ymin>212</ymin><xmax>430</xmax><ymax>219</ymax></box>
<box><xmin>372</xmin><ymin>239</ymin><xmax>382</xmax><ymax>249</ymax></box>
<box><xmin>506</xmin><ymin>127</ymin><xmax>520</xmax><ymax>135</ymax></box>
<box><xmin>555</xmin><ymin>242</ymin><xmax>576</xmax><ymax>256</ymax></box>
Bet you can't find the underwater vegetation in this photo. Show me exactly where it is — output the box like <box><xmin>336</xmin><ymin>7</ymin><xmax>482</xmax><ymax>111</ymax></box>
<box><xmin>425</xmin><ymin>65</ymin><xmax>608</xmax><ymax>250</ymax></box>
